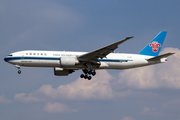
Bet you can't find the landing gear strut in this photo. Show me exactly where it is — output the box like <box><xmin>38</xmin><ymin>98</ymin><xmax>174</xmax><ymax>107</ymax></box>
<box><xmin>80</xmin><ymin>69</ymin><xmax>96</xmax><ymax>80</ymax></box>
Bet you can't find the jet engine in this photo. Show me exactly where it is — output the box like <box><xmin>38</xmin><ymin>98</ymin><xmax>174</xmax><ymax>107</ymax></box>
<box><xmin>54</xmin><ymin>67</ymin><xmax>74</xmax><ymax>76</ymax></box>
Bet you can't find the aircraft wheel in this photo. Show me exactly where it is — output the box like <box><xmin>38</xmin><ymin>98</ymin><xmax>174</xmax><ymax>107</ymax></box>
<box><xmin>80</xmin><ymin>74</ymin><xmax>84</xmax><ymax>78</ymax></box>
<box><xmin>88</xmin><ymin>76</ymin><xmax>92</xmax><ymax>80</ymax></box>
<box><xmin>18</xmin><ymin>70</ymin><xmax>21</xmax><ymax>74</ymax></box>
<box><xmin>88</xmin><ymin>70</ymin><xmax>92</xmax><ymax>74</ymax></box>
<box><xmin>92</xmin><ymin>71</ymin><xmax>96</xmax><ymax>76</ymax></box>
<box><xmin>83</xmin><ymin>70</ymin><xmax>88</xmax><ymax>74</ymax></box>
<box><xmin>84</xmin><ymin>74</ymin><xmax>88</xmax><ymax>79</ymax></box>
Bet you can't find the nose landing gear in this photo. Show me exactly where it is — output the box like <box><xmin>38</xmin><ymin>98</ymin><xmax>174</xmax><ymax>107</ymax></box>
<box><xmin>80</xmin><ymin>69</ymin><xmax>96</xmax><ymax>80</ymax></box>
<box><xmin>15</xmin><ymin>65</ymin><xmax>21</xmax><ymax>74</ymax></box>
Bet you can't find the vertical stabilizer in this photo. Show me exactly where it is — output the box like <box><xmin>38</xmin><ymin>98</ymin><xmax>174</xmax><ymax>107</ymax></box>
<box><xmin>139</xmin><ymin>31</ymin><xmax>167</xmax><ymax>56</ymax></box>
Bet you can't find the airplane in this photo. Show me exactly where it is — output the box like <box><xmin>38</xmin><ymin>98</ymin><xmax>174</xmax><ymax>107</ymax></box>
<box><xmin>4</xmin><ymin>31</ymin><xmax>174</xmax><ymax>80</ymax></box>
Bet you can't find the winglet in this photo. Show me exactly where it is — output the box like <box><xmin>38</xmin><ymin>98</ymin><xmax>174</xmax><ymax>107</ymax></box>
<box><xmin>126</xmin><ymin>36</ymin><xmax>134</xmax><ymax>39</ymax></box>
<box><xmin>139</xmin><ymin>31</ymin><xmax>167</xmax><ymax>56</ymax></box>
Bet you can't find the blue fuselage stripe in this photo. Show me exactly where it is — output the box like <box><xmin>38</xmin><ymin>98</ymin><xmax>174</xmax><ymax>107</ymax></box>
<box><xmin>4</xmin><ymin>57</ymin><xmax>59</xmax><ymax>62</ymax></box>
<box><xmin>99</xmin><ymin>59</ymin><xmax>129</xmax><ymax>62</ymax></box>
<box><xmin>4</xmin><ymin>56</ymin><xmax>133</xmax><ymax>63</ymax></box>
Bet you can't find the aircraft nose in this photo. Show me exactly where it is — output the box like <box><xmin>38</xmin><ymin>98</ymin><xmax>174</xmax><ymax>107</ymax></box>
<box><xmin>4</xmin><ymin>57</ymin><xmax>8</xmax><ymax>62</ymax></box>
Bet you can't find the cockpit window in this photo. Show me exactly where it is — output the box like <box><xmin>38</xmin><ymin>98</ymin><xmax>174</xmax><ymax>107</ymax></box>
<box><xmin>8</xmin><ymin>54</ymin><xmax>13</xmax><ymax>56</ymax></box>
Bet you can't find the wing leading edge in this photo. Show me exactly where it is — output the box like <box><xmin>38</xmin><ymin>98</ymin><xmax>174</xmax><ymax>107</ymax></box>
<box><xmin>78</xmin><ymin>36</ymin><xmax>134</xmax><ymax>61</ymax></box>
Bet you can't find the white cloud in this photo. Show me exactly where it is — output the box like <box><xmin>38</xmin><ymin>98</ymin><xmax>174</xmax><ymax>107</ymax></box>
<box><xmin>0</xmin><ymin>95</ymin><xmax>12</xmax><ymax>104</ymax></box>
<box><xmin>118</xmin><ymin>47</ymin><xmax>180</xmax><ymax>89</ymax></box>
<box><xmin>14</xmin><ymin>70</ymin><xmax>131</xmax><ymax>103</ymax></box>
<box><xmin>120</xmin><ymin>116</ymin><xmax>135</xmax><ymax>120</ymax></box>
<box><xmin>14</xmin><ymin>93</ymin><xmax>41</xmax><ymax>103</ymax></box>
<box><xmin>143</xmin><ymin>107</ymin><xmax>151</xmax><ymax>113</ymax></box>
<box><xmin>36</xmin><ymin>70</ymin><xmax>131</xmax><ymax>100</ymax></box>
<box><xmin>44</xmin><ymin>102</ymin><xmax>78</xmax><ymax>113</ymax></box>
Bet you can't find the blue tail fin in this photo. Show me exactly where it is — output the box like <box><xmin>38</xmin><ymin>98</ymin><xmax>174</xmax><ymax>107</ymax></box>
<box><xmin>139</xmin><ymin>31</ymin><xmax>167</xmax><ymax>56</ymax></box>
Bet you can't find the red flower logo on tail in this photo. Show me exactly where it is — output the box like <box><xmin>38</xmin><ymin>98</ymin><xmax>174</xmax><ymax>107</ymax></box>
<box><xmin>149</xmin><ymin>41</ymin><xmax>161</xmax><ymax>52</ymax></box>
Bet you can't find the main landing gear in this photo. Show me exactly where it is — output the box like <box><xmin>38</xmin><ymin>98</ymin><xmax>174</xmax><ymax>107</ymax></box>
<box><xmin>80</xmin><ymin>69</ymin><xmax>96</xmax><ymax>80</ymax></box>
<box><xmin>15</xmin><ymin>65</ymin><xmax>21</xmax><ymax>74</ymax></box>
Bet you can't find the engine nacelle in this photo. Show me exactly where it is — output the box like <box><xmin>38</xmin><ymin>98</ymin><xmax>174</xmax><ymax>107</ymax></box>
<box><xmin>54</xmin><ymin>67</ymin><xmax>74</xmax><ymax>76</ymax></box>
<box><xmin>60</xmin><ymin>57</ymin><xmax>79</xmax><ymax>67</ymax></box>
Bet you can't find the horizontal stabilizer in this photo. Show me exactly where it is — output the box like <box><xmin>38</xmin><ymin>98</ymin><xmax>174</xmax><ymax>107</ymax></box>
<box><xmin>147</xmin><ymin>53</ymin><xmax>174</xmax><ymax>61</ymax></box>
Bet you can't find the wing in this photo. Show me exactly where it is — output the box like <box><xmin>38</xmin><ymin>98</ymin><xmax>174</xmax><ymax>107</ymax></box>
<box><xmin>78</xmin><ymin>36</ymin><xmax>134</xmax><ymax>61</ymax></box>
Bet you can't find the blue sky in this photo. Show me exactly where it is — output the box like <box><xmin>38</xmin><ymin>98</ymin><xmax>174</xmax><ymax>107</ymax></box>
<box><xmin>1</xmin><ymin>0</ymin><xmax>180</xmax><ymax>120</ymax></box>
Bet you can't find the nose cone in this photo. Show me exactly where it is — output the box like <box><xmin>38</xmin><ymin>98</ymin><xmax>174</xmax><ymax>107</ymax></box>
<box><xmin>4</xmin><ymin>57</ymin><xmax>8</xmax><ymax>62</ymax></box>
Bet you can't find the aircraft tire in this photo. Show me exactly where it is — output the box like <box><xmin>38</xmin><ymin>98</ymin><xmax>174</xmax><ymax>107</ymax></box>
<box><xmin>84</xmin><ymin>74</ymin><xmax>88</xmax><ymax>79</ymax></box>
<box><xmin>92</xmin><ymin>71</ymin><xmax>96</xmax><ymax>76</ymax></box>
<box><xmin>88</xmin><ymin>70</ymin><xmax>92</xmax><ymax>74</ymax></box>
<box><xmin>83</xmin><ymin>70</ymin><xmax>88</xmax><ymax>74</ymax></box>
<box><xmin>80</xmin><ymin>74</ymin><xmax>84</xmax><ymax>78</ymax></box>
<box><xmin>88</xmin><ymin>76</ymin><xmax>92</xmax><ymax>80</ymax></box>
<box><xmin>18</xmin><ymin>70</ymin><xmax>21</xmax><ymax>74</ymax></box>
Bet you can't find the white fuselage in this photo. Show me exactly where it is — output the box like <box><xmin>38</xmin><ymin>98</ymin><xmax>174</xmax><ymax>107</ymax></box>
<box><xmin>4</xmin><ymin>50</ymin><xmax>167</xmax><ymax>70</ymax></box>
